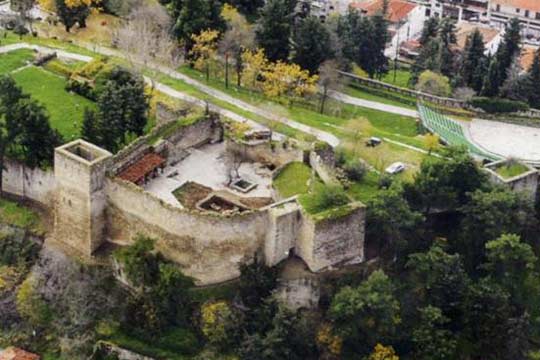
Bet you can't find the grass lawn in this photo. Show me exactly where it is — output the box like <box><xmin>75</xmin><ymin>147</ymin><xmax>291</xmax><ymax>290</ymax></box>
<box><xmin>381</xmin><ymin>68</ymin><xmax>412</xmax><ymax>88</ymax></box>
<box><xmin>346</xmin><ymin>170</ymin><xmax>382</xmax><ymax>203</ymax></box>
<box><xmin>11</xmin><ymin>66</ymin><xmax>97</xmax><ymax>140</ymax></box>
<box><xmin>495</xmin><ymin>162</ymin><xmax>530</xmax><ymax>179</ymax></box>
<box><xmin>0</xmin><ymin>49</ymin><xmax>34</xmax><ymax>74</ymax></box>
<box><xmin>273</xmin><ymin>162</ymin><xmax>312</xmax><ymax>198</ymax></box>
<box><xmin>0</xmin><ymin>198</ymin><xmax>44</xmax><ymax>234</ymax></box>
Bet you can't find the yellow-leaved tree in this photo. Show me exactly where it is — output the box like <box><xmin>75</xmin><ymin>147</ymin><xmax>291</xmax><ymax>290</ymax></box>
<box><xmin>38</xmin><ymin>0</ymin><xmax>100</xmax><ymax>11</ymax></box>
<box><xmin>190</xmin><ymin>29</ymin><xmax>220</xmax><ymax>82</ymax></box>
<box><xmin>263</xmin><ymin>61</ymin><xmax>318</xmax><ymax>106</ymax></box>
<box><xmin>241</xmin><ymin>48</ymin><xmax>269</xmax><ymax>92</ymax></box>
<box><xmin>424</xmin><ymin>133</ymin><xmax>440</xmax><ymax>155</ymax></box>
<box><xmin>368</xmin><ymin>343</ymin><xmax>400</xmax><ymax>360</ymax></box>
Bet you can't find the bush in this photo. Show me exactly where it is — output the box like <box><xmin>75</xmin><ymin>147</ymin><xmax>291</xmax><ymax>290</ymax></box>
<box><xmin>416</xmin><ymin>71</ymin><xmax>451</xmax><ymax>97</ymax></box>
<box><xmin>13</xmin><ymin>24</ymin><xmax>29</xmax><ymax>36</ymax></box>
<box><xmin>45</xmin><ymin>61</ymin><xmax>74</xmax><ymax>78</ymax></box>
<box><xmin>343</xmin><ymin>159</ymin><xmax>367</xmax><ymax>181</ymax></box>
<box><xmin>302</xmin><ymin>185</ymin><xmax>350</xmax><ymax>214</ymax></box>
<box><xmin>66</xmin><ymin>79</ymin><xmax>97</xmax><ymax>101</ymax></box>
<box><xmin>334</xmin><ymin>146</ymin><xmax>347</xmax><ymax>167</ymax></box>
<box><xmin>468</xmin><ymin>97</ymin><xmax>529</xmax><ymax>114</ymax></box>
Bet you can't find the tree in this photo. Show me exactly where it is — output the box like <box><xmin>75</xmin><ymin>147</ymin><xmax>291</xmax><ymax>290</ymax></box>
<box><xmin>437</xmin><ymin>18</ymin><xmax>457</xmax><ymax>77</ymax></box>
<box><xmin>369</xmin><ymin>12</ymin><xmax>390</xmax><ymax>79</ymax></box>
<box><xmin>412</xmin><ymin>306</ymin><xmax>457</xmax><ymax>360</ymax></box>
<box><xmin>500</xmin><ymin>57</ymin><xmax>531</xmax><ymax>102</ymax></box>
<box><xmin>481</xmin><ymin>55</ymin><xmax>502</xmax><ymax>97</ymax></box>
<box><xmin>424</xmin><ymin>133</ymin><xmax>440</xmax><ymax>155</ymax></box>
<box><xmin>255</xmin><ymin>0</ymin><xmax>293</xmax><ymax>62</ymax></box>
<box><xmin>497</xmin><ymin>18</ymin><xmax>522</xmax><ymax>81</ymax></box>
<box><xmin>460</xmin><ymin>29</ymin><xmax>487</xmax><ymax>92</ymax></box>
<box><xmin>330</xmin><ymin>270</ymin><xmax>401</xmax><ymax>355</ymax></box>
<box><xmin>228</xmin><ymin>0</ymin><xmax>265</xmax><ymax>17</ymax></box>
<box><xmin>219</xmin><ymin>4</ymin><xmax>255</xmax><ymax>88</ymax></box>
<box><xmin>459</xmin><ymin>187</ymin><xmax>538</xmax><ymax>271</ymax></box>
<box><xmin>115</xmin><ymin>4</ymin><xmax>181</xmax><ymax>89</ymax></box>
<box><xmin>56</xmin><ymin>0</ymin><xmax>91</xmax><ymax>32</ymax></box>
<box><xmin>406</xmin><ymin>245</ymin><xmax>470</xmax><ymax>325</ymax></box>
<box><xmin>368</xmin><ymin>343</ymin><xmax>399</xmax><ymax>360</ymax></box>
<box><xmin>200</xmin><ymin>301</ymin><xmax>240</xmax><ymax>350</ymax></box>
<box><xmin>262</xmin><ymin>61</ymin><xmax>319</xmax><ymax>105</ymax></box>
<box><xmin>464</xmin><ymin>279</ymin><xmax>530</xmax><ymax>359</ymax></box>
<box><xmin>190</xmin><ymin>29</ymin><xmax>220</xmax><ymax>81</ymax></box>
<box><xmin>419</xmin><ymin>17</ymin><xmax>439</xmax><ymax>46</ymax></box>
<box><xmin>92</xmin><ymin>66</ymin><xmax>149</xmax><ymax>152</ymax></box>
<box><xmin>241</xmin><ymin>48</ymin><xmax>270</xmax><ymax>91</ymax></box>
<box><xmin>292</xmin><ymin>16</ymin><xmax>333</xmax><ymax>74</ymax></box>
<box><xmin>10</xmin><ymin>0</ymin><xmax>36</xmax><ymax>33</ymax></box>
<box><xmin>483</xmin><ymin>233</ymin><xmax>539</xmax><ymax>309</ymax></box>
<box><xmin>366</xmin><ymin>185</ymin><xmax>424</xmax><ymax>261</ymax></box>
<box><xmin>81</xmin><ymin>108</ymin><xmax>100</xmax><ymax>144</ymax></box>
<box><xmin>404</xmin><ymin>147</ymin><xmax>487</xmax><ymax>214</ymax></box>
<box><xmin>238</xmin><ymin>256</ymin><xmax>278</xmax><ymax>308</ymax></box>
<box><xmin>174</xmin><ymin>0</ymin><xmax>225</xmax><ymax>54</ymax></box>
<box><xmin>416</xmin><ymin>70</ymin><xmax>451</xmax><ymax>97</ymax></box>
<box><xmin>317</xmin><ymin>60</ymin><xmax>342</xmax><ymax>114</ymax></box>
<box><xmin>526</xmin><ymin>48</ymin><xmax>540</xmax><ymax>108</ymax></box>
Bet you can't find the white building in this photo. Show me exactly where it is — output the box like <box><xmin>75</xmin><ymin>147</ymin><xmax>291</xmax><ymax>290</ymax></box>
<box><xmin>489</xmin><ymin>0</ymin><xmax>540</xmax><ymax>40</ymax></box>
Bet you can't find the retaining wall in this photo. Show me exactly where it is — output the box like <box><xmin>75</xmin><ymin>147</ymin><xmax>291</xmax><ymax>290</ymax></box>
<box><xmin>1</xmin><ymin>159</ymin><xmax>56</xmax><ymax>206</ymax></box>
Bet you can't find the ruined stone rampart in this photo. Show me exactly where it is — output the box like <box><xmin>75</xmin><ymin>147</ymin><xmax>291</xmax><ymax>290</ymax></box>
<box><xmin>2</xmin><ymin>159</ymin><xmax>56</xmax><ymax>206</ymax></box>
<box><xmin>226</xmin><ymin>138</ymin><xmax>303</xmax><ymax>167</ymax></box>
<box><xmin>105</xmin><ymin>177</ymin><xmax>269</xmax><ymax>284</ymax></box>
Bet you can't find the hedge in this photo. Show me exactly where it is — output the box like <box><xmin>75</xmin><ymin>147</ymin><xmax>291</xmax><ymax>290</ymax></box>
<box><xmin>468</xmin><ymin>97</ymin><xmax>529</xmax><ymax>114</ymax></box>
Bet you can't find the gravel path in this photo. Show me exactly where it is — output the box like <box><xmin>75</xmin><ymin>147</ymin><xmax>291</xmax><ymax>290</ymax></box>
<box><xmin>329</xmin><ymin>90</ymin><xmax>418</xmax><ymax>118</ymax></box>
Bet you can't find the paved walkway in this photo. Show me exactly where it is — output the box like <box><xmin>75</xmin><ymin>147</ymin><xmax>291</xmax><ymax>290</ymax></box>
<box><xmin>329</xmin><ymin>90</ymin><xmax>418</xmax><ymax>118</ymax></box>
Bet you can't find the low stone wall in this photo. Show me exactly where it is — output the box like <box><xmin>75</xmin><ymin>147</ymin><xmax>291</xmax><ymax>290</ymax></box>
<box><xmin>309</xmin><ymin>151</ymin><xmax>338</xmax><ymax>185</ymax></box>
<box><xmin>105</xmin><ymin>177</ymin><xmax>269</xmax><ymax>285</ymax></box>
<box><xmin>226</xmin><ymin>138</ymin><xmax>303</xmax><ymax>168</ymax></box>
<box><xmin>484</xmin><ymin>160</ymin><xmax>539</xmax><ymax>201</ymax></box>
<box><xmin>155</xmin><ymin>101</ymin><xmax>190</xmax><ymax>127</ymax></box>
<box><xmin>2</xmin><ymin>159</ymin><xmax>56</xmax><ymax>206</ymax></box>
<box><xmin>166</xmin><ymin>115</ymin><xmax>222</xmax><ymax>150</ymax></box>
<box><xmin>339</xmin><ymin>70</ymin><xmax>467</xmax><ymax>109</ymax></box>
<box><xmin>296</xmin><ymin>203</ymin><xmax>366</xmax><ymax>272</ymax></box>
<box><xmin>264</xmin><ymin>198</ymin><xmax>301</xmax><ymax>266</ymax></box>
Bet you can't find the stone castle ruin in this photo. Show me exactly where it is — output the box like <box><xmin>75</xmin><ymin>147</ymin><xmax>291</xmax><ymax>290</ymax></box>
<box><xmin>4</xmin><ymin>110</ymin><xmax>365</xmax><ymax>285</ymax></box>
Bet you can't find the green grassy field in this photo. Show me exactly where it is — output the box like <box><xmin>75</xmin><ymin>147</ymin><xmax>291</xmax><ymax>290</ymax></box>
<box><xmin>381</xmin><ymin>68</ymin><xmax>412</xmax><ymax>88</ymax></box>
<box><xmin>273</xmin><ymin>162</ymin><xmax>312</xmax><ymax>198</ymax></box>
<box><xmin>11</xmin><ymin>66</ymin><xmax>97</xmax><ymax>140</ymax></box>
<box><xmin>0</xmin><ymin>49</ymin><xmax>34</xmax><ymax>74</ymax></box>
<box><xmin>495</xmin><ymin>162</ymin><xmax>530</xmax><ymax>179</ymax></box>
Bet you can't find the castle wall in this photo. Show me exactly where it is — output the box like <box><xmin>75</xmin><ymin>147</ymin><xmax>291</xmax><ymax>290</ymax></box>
<box><xmin>226</xmin><ymin>139</ymin><xmax>303</xmax><ymax>168</ymax></box>
<box><xmin>2</xmin><ymin>159</ymin><xmax>56</xmax><ymax>206</ymax></box>
<box><xmin>296</xmin><ymin>204</ymin><xmax>366</xmax><ymax>272</ymax></box>
<box><xmin>264</xmin><ymin>198</ymin><xmax>301</xmax><ymax>266</ymax></box>
<box><xmin>105</xmin><ymin>177</ymin><xmax>269</xmax><ymax>285</ymax></box>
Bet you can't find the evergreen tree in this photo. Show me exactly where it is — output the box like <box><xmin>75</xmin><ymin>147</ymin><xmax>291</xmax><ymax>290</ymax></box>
<box><xmin>500</xmin><ymin>57</ymin><xmax>531</xmax><ymax>102</ymax></box>
<box><xmin>460</xmin><ymin>29</ymin><xmax>487</xmax><ymax>92</ymax></box>
<box><xmin>482</xmin><ymin>56</ymin><xmax>502</xmax><ymax>97</ymax></box>
<box><xmin>526</xmin><ymin>48</ymin><xmax>540</xmax><ymax>108</ymax></box>
<box><xmin>81</xmin><ymin>108</ymin><xmax>100</xmax><ymax>145</ymax></box>
<box><xmin>292</xmin><ymin>16</ymin><xmax>333</xmax><ymax>74</ymax></box>
<box><xmin>412</xmin><ymin>306</ymin><xmax>457</xmax><ymax>360</ymax></box>
<box><xmin>437</xmin><ymin>18</ymin><xmax>457</xmax><ymax>78</ymax></box>
<box><xmin>419</xmin><ymin>17</ymin><xmax>439</xmax><ymax>46</ymax></box>
<box><xmin>174</xmin><ymin>0</ymin><xmax>225</xmax><ymax>54</ymax></box>
<box><xmin>369</xmin><ymin>12</ymin><xmax>390</xmax><ymax>79</ymax></box>
<box><xmin>56</xmin><ymin>0</ymin><xmax>90</xmax><ymax>32</ymax></box>
<box><xmin>230</xmin><ymin>0</ymin><xmax>265</xmax><ymax>17</ymax></box>
<box><xmin>256</xmin><ymin>0</ymin><xmax>294</xmax><ymax>62</ymax></box>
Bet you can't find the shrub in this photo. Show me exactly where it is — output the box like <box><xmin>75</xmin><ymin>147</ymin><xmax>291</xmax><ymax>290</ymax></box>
<box><xmin>302</xmin><ymin>185</ymin><xmax>350</xmax><ymax>214</ymax></box>
<box><xmin>468</xmin><ymin>97</ymin><xmax>529</xmax><ymax>114</ymax></box>
<box><xmin>334</xmin><ymin>146</ymin><xmax>347</xmax><ymax>167</ymax></box>
<box><xmin>416</xmin><ymin>71</ymin><xmax>451</xmax><ymax>97</ymax></box>
<box><xmin>0</xmin><ymin>231</ymin><xmax>40</xmax><ymax>267</ymax></box>
<box><xmin>343</xmin><ymin>159</ymin><xmax>367</xmax><ymax>181</ymax></box>
<box><xmin>45</xmin><ymin>61</ymin><xmax>74</xmax><ymax>78</ymax></box>
<box><xmin>66</xmin><ymin>79</ymin><xmax>96</xmax><ymax>101</ymax></box>
<box><xmin>200</xmin><ymin>301</ymin><xmax>238</xmax><ymax>349</ymax></box>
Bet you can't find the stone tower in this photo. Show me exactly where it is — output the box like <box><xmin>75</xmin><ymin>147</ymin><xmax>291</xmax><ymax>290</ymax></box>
<box><xmin>54</xmin><ymin>140</ymin><xmax>112</xmax><ymax>256</ymax></box>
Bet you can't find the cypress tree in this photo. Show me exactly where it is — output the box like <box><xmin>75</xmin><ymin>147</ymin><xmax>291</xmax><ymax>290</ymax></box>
<box><xmin>256</xmin><ymin>0</ymin><xmax>294</xmax><ymax>62</ymax></box>
<box><xmin>460</xmin><ymin>29</ymin><xmax>487</xmax><ymax>92</ymax></box>
<box><xmin>292</xmin><ymin>16</ymin><xmax>333</xmax><ymax>74</ymax></box>
<box><xmin>81</xmin><ymin>108</ymin><xmax>101</xmax><ymax>145</ymax></box>
<box><xmin>527</xmin><ymin>49</ymin><xmax>540</xmax><ymax>108</ymax></box>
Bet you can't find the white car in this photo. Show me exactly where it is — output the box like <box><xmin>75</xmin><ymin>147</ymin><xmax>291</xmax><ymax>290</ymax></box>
<box><xmin>385</xmin><ymin>162</ymin><xmax>405</xmax><ymax>175</ymax></box>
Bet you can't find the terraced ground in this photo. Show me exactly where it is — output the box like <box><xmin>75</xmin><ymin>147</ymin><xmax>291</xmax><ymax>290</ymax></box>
<box><xmin>0</xmin><ymin>48</ymin><xmax>34</xmax><ymax>74</ymax></box>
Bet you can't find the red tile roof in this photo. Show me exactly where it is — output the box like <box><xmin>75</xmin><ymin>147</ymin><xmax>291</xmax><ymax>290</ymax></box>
<box><xmin>118</xmin><ymin>153</ymin><xmax>165</xmax><ymax>183</ymax></box>
<box><xmin>493</xmin><ymin>0</ymin><xmax>540</xmax><ymax>13</ymax></box>
<box><xmin>350</xmin><ymin>0</ymin><xmax>417</xmax><ymax>23</ymax></box>
<box><xmin>0</xmin><ymin>347</ymin><xmax>40</xmax><ymax>360</ymax></box>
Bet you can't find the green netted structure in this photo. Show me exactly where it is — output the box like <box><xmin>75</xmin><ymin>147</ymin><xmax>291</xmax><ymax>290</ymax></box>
<box><xmin>417</xmin><ymin>104</ymin><xmax>500</xmax><ymax>161</ymax></box>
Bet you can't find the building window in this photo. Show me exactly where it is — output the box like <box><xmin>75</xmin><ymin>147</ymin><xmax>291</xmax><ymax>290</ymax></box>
<box><xmin>537</xmin><ymin>12</ymin><xmax>540</xmax><ymax>20</ymax></box>
<box><xmin>516</xmin><ymin>8</ymin><xmax>520</xmax><ymax>14</ymax></box>
<box><xmin>496</xmin><ymin>4</ymin><xmax>500</xmax><ymax>12</ymax></box>
<box><xmin>525</xmin><ymin>10</ymin><xmax>529</xmax><ymax>17</ymax></box>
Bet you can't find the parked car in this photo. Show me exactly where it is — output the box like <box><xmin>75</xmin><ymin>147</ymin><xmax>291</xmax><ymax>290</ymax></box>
<box><xmin>365</xmin><ymin>137</ymin><xmax>382</xmax><ymax>147</ymax></box>
<box><xmin>385</xmin><ymin>162</ymin><xmax>405</xmax><ymax>175</ymax></box>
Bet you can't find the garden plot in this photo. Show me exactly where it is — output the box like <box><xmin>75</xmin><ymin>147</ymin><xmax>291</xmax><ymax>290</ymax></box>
<box><xmin>0</xmin><ymin>48</ymin><xmax>35</xmax><ymax>74</ymax></box>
